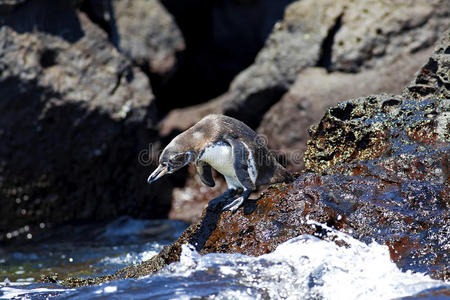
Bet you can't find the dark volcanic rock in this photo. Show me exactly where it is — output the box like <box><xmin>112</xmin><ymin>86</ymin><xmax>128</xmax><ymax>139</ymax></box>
<box><xmin>258</xmin><ymin>47</ymin><xmax>433</xmax><ymax>170</ymax></box>
<box><xmin>405</xmin><ymin>29</ymin><xmax>450</xmax><ymax>101</ymax></box>
<box><xmin>304</xmin><ymin>95</ymin><xmax>449</xmax><ymax>175</ymax></box>
<box><xmin>60</xmin><ymin>30</ymin><xmax>450</xmax><ymax>287</ymax></box>
<box><xmin>0</xmin><ymin>1</ymin><xmax>171</xmax><ymax>243</ymax></box>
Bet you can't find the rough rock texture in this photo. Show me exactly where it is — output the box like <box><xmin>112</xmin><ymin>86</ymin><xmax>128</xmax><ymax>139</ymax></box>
<box><xmin>160</xmin><ymin>0</ymin><xmax>449</xmax><ymax>218</ymax></box>
<box><xmin>84</xmin><ymin>0</ymin><xmax>185</xmax><ymax>76</ymax></box>
<box><xmin>222</xmin><ymin>0</ymin><xmax>449</xmax><ymax>127</ymax></box>
<box><xmin>304</xmin><ymin>95</ymin><xmax>449</xmax><ymax>175</ymax></box>
<box><xmin>159</xmin><ymin>0</ymin><xmax>449</xmax><ymax>131</ymax></box>
<box><xmin>59</xmin><ymin>29</ymin><xmax>450</xmax><ymax>288</ymax></box>
<box><xmin>258</xmin><ymin>47</ymin><xmax>434</xmax><ymax>170</ymax></box>
<box><xmin>304</xmin><ymin>31</ymin><xmax>450</xmax><ymax>174</ymax></box>
<box><xmin>0</xmin><ymin>1</ymin><xmax>172</xmax><ymax>243</ymax></box>
<box><xmin>112</xmin><ymin>0</ymin><xmax>184</xmax><ymax>75</ymax></box>
<box><xmin>405</xmin><ymin>29</ymin><xmax>450</xmax><ymax>101</ymax></box>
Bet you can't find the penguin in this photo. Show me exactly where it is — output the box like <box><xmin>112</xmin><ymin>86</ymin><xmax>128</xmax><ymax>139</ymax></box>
<box><xmin>148</xmin><ymin>114</ymin><xmax>293</xmax><ymax>212</ymax></box>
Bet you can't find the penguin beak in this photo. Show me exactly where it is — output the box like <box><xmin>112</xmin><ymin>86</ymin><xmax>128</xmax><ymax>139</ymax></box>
<box><xmin>147</xmin><ymin>164</ymin><xmax>168</xmax><ymax>184</ymax></box>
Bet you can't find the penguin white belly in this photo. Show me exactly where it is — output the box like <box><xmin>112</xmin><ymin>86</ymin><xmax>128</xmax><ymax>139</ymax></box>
<box><xmin>199</xmin><ymin>143</ymin><xmax>243</xmax><ymax>189</ymax></box>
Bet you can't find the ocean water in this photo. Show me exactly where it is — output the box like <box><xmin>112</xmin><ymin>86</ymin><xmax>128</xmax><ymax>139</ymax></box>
<box><xmin>0</xmin><ymin>218</ymin><xmax>448</xmax><ymax>300</ymax></box>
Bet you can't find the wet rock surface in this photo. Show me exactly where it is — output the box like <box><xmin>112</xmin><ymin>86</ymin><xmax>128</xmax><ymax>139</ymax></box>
<box><xmin>0</xmin><ymin>1</ymin><xmax>171</xmax><ymax>243</ymax></box>
<box><xmin>161</xmin><ymin>1</ymin><xmax>449</xmax><ymax>220</ymax></box>
<box><xmin>258</xmin><ymin>47</ymin><xmax>433</xmax><ymax>170</ymax></box>
<box><xmin>0</xmin><ymin>0</ymin><xmax>301</xmax><ymax>245</ymax></box>
<box><xmin>59</xmin><ymin>30</ymin><xmax>449</xmax><ymax>287</ymax></box>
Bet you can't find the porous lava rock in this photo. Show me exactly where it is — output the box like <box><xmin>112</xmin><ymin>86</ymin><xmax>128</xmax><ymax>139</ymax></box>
<box><xmin>257</xmin><ymin>48</ymin><xmax>434</xmax><ymax>170</ymax></box>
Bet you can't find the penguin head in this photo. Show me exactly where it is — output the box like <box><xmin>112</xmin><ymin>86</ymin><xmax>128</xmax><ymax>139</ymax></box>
<box><xmin>147</xmin><ymin>145</ymin><xmax>195</xmax><ymax>184</ymax></box>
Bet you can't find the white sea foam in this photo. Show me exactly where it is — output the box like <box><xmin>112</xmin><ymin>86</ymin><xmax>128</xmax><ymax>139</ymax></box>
<box><xmin>0</xmin><ymin>285</ymin><xmax>70</xmax><ymax>299</ymax></box>
<box><xmin>94</xmin><ymin>285</ymin><xmax>118</xmax><ymax>294</ymax></box>
<box><xmin>99</xmin><ymin>250</ymin><xmax>159</xmax><ymax>266</ymax></box>
<box><xmin>158</xmin><ymin>229</ymin><xmax>447</xmax><ymax>300</ymax></box>
<box><xmin>1</xmin><ymin>225</ymin><xmax>447</xmax><ymax>299</ymax></box>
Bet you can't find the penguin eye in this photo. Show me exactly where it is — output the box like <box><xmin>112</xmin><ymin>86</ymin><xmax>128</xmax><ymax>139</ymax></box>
<box><xmin>169</xmin><ymin>153</ymin><xmax>188</xmax><ymax>167</ymax></box>
<box><xmin>171</xmin><ymin>153</ymin><xmax>184</xmax><ymax>162</ymax></box>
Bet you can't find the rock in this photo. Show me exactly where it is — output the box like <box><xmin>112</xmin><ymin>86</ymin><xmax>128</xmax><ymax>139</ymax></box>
<box><xmin>221</xmin><ymin>0</ymin><xmax>344</xmax><ymax>128</ymax></box>
<box><xmin>83</xmin><ymin>0</ymin><xmax>185</xmax><ymax>76</ymax></box>
<box><xmin>0</xmin><ymin>1</ymin><xmax>171</xmax><ymax>243</ymax></box>
<box><xmin>112</xmin><ymin>0</ymin><xmax>184</xmax><ymax>75</ymax></box>
<box><xmin>159</xmin><ymin>0</ymin><xmax>449</xmax><ymax>133</ymax></box>
<box><xmin>259</xmin><ymin>47</ymin><xmax>435</xmax><ymax>170</ymax></box>
<box><xmin>221</xmin><ymin>0</ymin><xmax>449</xmax><ymax>128</ymax></box>
<box><xmin>405</xmin><ymin>29</ymin><xmax>450</xmax><ymax>100</ymax></box>
<box><xmin>304</xmin><ymin>95</ymin><xmax>449</xmax><ymax>175</ymax></box>
<box><xmin>0</xmin><ymin>0</ymin><xmax>28</xmax><ymax>13</ymax></box>
<box><xmin>303</xmin><ymin>30</ymin><xmax>449</xmax><ymax>174</ymax></box>
<box><xmin>64</xmin><ymin>169</ymin><xmax>449</xmax><ymax>286</ymax></box>
<box><xmin>60</xmin><ymin>30</ymin><xmax>450</xmax><ymax>287</ymax></box>
<box><xmin>85</xmin><ymin>0</ymin><xmax>297</xmax><ymax>113</ymax></box>
<box><xmin>158</xmin><ymin>95</ymin><xmax>226</xmax><ymax>137</ymax></box>
<box><xmin>168</xmin><ymin>165</ymin><xmax>228</xmax><ymax>223</ymax></box>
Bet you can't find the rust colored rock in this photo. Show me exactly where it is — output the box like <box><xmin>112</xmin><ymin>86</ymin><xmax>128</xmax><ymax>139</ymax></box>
<box><xmin>63</xmin><ymin>170</ymin><xmax>449</xmax><ymax>287</ymax></box>
<box><xmin>61</xmin><ymin>30</ymin><xmax>449</xmax><ymax>288</ymax></box>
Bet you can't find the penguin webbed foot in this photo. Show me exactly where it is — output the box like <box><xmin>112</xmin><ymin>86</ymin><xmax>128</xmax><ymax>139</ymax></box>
<box><xmin>223</xmin><ymin>190</ymin><xmax>252</xmax><ymax>213</ymax></box>
<box><xmin>207</xmin><ymin>188</ymin><xmax>238</xmax><ymax>211</ymax></box>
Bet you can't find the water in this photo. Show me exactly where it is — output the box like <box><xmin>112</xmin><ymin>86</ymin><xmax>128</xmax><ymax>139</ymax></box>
<box><xmin>0</xmin><ymin>218</ymin><xmax>448</xmax><ymax>299</ymax></box>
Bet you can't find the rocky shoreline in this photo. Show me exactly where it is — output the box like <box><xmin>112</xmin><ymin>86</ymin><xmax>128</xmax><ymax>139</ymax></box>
<box><xmin>0</xmin><ymin>0</ymin><xmax>448</xmax><ymax>289</ymax></box>
<box><xmin>54</xmin><ymin>30</ymin><xmax>449</xmax><ymax>287</ymax></box>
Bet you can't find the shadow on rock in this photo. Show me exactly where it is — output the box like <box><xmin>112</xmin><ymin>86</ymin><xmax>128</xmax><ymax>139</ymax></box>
<box><xmin>0</xmin><ymin>1</ymin><xmax>175</xmax><ymax>244</ymax></box>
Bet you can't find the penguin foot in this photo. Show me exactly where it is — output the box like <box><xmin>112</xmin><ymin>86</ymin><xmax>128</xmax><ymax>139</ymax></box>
<box><xmin>222</xmin><ymin>190</ymin><xmax>252</xmax><ymax>212</ymax></box>
<box><xmin>207</xmin><ymin>188</ymin><xmax>238</xmax><ymax>211</ymax></box>
<box><xmin>223</xmin><ymin>196</ymin><xmax>245</xmax><ymax>212</ymax></box>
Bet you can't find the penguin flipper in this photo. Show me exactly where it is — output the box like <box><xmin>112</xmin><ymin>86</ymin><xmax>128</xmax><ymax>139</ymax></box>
<box><xmin>224</xmin><ymin>137</ymin><xmax>255</xmax><ymax>190</ymax></box>
<box><xmin>196</xmin><ymin>161</ymin><xmax>215</xmax><ymax>187</ymax></box>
